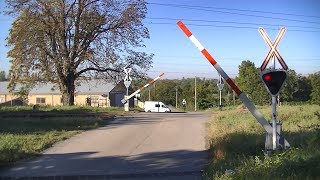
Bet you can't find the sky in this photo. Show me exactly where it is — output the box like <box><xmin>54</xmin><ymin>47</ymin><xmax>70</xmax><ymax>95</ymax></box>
<box><xmin>1</xmin><ymin>0</ymin><xmax>320</xmax><ymax>79</ymax></box>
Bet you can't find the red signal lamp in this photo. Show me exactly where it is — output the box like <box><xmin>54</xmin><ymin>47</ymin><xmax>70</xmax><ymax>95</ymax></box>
<box><xmin>261</xmin><ymin>70</ymin><xmax>287</xmax><ymax>96</ymax></box>
<box><xmin>263</xmin><ymin>74</ymin><xmax>271</xmax><ymax>81</ymax></box>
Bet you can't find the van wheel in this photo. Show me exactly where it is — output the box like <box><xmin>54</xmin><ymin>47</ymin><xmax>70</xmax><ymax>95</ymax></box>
<box><xmin>148</xmin><ymin>110</ymin><xmax>151</xmax><ymax>112</ymax></box>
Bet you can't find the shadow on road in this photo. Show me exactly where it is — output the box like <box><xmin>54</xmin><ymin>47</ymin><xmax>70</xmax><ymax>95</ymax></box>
<box><xmin>102</xmin><ymin>112</ymin><xmax>209</xmax><ymax>130</ymax></box>
<box><xmin>0</xmin><ymin>149</ymin><xmax>208</xmax><ymax>179</ymax></box>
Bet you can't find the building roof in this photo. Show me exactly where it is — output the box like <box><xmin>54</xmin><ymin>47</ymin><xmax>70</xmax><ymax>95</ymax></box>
<box><xmin>0</xmin><ymin>80</ymin><xmax>117</xmax><ymax>95</ymax></box>
<box><xmin>0</xmin><ymin>82</ymin><xmax>12</xmax><ymax>94</ymax></box>
<box><xmin>110</xmin><ymin>80</ymin><xmax>134</xmax><ymax>93</ymax></box>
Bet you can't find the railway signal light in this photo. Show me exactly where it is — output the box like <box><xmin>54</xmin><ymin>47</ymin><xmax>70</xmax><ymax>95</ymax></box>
<box><xmin>261</xmin><ymin>70</ymin><xmax>287</xmax><ymax>96</ymax></box>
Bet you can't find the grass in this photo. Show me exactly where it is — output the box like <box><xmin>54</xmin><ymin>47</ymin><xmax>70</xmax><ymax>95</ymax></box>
<box><xmin>205</xmin><ymin>104</ymin><xmax>320</xmax><ymax>179</ymax></box>
<box><xmin>0</xmin><ymin>105</ymin><xmax>124</xmax><ymax>113</ymax></box>
<box><xmin>0</xmin><ymin>106</ymin><xmax>121</xmax><ymax>167</ymax></box>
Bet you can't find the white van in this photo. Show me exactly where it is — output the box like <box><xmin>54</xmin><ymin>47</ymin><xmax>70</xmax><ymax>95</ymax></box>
<box><xmin>144</xmin><ymin>101</ymin><xmax>171</xmax><ymax>113</ymax></box>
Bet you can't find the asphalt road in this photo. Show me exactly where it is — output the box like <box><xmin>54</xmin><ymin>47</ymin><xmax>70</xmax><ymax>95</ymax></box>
<box><xmin>0</xmin><ymin>112</ymin><xmax>209</xmax><ymax>179</ymax></box>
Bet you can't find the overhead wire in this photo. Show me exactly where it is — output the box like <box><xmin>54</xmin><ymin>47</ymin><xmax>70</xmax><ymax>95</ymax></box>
<box><xmin>147</xmin><ymin>17</ymin><xmax>320</xmax><ymax>30</ymax></box>
<box><xmin>145</xmin><ymin>22</ymin><xmax>320</xmax><ymax>33</ymax></box>
<box><xmin>147</xmin><ymin>2</ymin><xmax>320</xmax><ymax>25</ymax></box>
<box><xmin>147</xmin><ymin>2</ymin><xmax>320</xmax><ymax>19</ymax></box>
<box><xmin>152</xmin><ymin>55</ymin><xmax>320</xmax><ymax>61</ymax></box>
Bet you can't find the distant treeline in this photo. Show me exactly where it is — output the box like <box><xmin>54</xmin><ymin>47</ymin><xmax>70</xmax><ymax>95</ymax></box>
<box><xmin>132</xmin><ymin>60</ymin><xmax>320</xmax><ymax>110</ymax></box>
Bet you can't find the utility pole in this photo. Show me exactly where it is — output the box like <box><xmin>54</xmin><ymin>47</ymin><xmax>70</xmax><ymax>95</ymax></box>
<box><xmin>233</xmin><ymin>91</ymin><xmax>235</xmax><ymax>106</ymax></box>
<box><xmin>194</xmin><ymin>77</ymin><xmax>197</xmax><ymax>111</ymax></box>
<box><xmin>154</xmin><ymin>83</ymin><xmax>156</xmax><ymax>100</ymax></box>
<box><xmin>176</xmin><ymin>87</ymin><xmax>178</xmax><ymax>108</ymax></box>
<box><xmin>148</xmin><ymin>88</ymin><xmax>151</xmax><ymax>101</ymax></box>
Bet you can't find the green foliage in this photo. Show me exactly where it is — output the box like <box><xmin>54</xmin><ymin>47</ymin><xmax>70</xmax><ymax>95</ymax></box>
<box><xmin>205</xmin><ymin>105</ymin><xmax>320</xmax><ymax>179</ymax></box>
<box><xmin>293</xmin><ymin>75</ymin><xmax>311</xmax><ymax>102</ymax></box>
<box><xmin>133</xmin><ymin>77</ymin><xmax>228</xmax><ymax>111</ymax></box>
<box><xmin>132</xmin><ymin>61</ymin><xmax>315</xmax><ymax>110</ymax></box>
<box><xmin>153</xmin><ymin>80</ymin><xmax>178</xmax><ymax>105</ymax></box>
<box><xmin>235</xmin><ymin>61</ymin><xmax>269</xmax><ymax>105</ymax></box>
<box><xmin>198</xmin><ymin>98</ymin><xmax>214</xmax><ymax>110</ymax></box>
<box><xmin>0</xmin><ymin>71</ymin><xmax>6</xmax><ymax>81</ymax></box>
<box><xmin>281</xmin><ymin>69</ymin><xmax>299</xmax><ymax>102</ymax></box>
<box><xmin>0</xmin><ymin>105</ymin><xmax>123</xmax><ymax>113</ymax></box>
<box><xmin>308</xmin><ymin>72</ymin><xmax>320</xmax><ymax>105</ymax></box>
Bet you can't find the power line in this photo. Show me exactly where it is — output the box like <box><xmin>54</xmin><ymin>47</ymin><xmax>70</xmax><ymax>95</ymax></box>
<box><xmin>152</xmin><ymin>55</ymin><xmax>320</xmax><ymax>61</ymax></box>
<box><xmin>147</xmin><ymin>2</ymin><xmax>320</xmax><ymax>19</ymax></box>
<box><xmin>147</xmin><ymin>2</ymin><xmax>320</xmax><ymax>25</ymax></box>
<box><xmin>145</xmin><ymin>22</ymin><xmax>320</xmax><ymax>33</ymax></box>
<box><xmin>147</xmin><ymin>70</ymin><xmax>314</xmax><ymax>77</ymax></box>
<box><xmin>152</xmin><ymin>63</ymin><xmax>320</xmax><ymax>68</ymax></box>
<box><xmin>147</xmin><ymin>17</ymin><xmax>320</xmax><ymax>30</ymax></box>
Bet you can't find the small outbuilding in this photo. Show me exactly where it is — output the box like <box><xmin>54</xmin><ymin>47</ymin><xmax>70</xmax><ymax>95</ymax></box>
<box><xmin>109</xmin><ymin>80</ymin><xmax>134</xmax><ymax>108</ymax></box>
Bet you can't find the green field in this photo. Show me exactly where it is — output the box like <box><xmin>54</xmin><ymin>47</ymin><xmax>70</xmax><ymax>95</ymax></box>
<box><xmin>0</xmin><ymin>106</ymin><xmax>122</xmax><ymax>167</ymax></box>
<box><xmin>205</xmin><ymin>104</ymin><xmax>320</xmax><ymax>179</ymax></box>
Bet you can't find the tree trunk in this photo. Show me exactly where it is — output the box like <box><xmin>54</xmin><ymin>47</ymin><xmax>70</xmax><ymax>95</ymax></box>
<box><xmin>62</xmin><ymin>90</ymin><xmax>75</xmax><ymax>106</ymax></box>
<box><xmin>62</xmin><ymin>75</ymin><xmax>75</xmax><ymax>106</ymax></box>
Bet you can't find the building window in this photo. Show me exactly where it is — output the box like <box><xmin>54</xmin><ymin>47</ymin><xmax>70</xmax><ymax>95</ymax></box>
<box><xmin>90</xmin><ymin>96</ymin><xmax>99</xmax><ymax>106</ymax></box>
<box><xmin>36</xmin><ymin>97</ymin><xmax>46</xmax><ymax>104</ymax></box>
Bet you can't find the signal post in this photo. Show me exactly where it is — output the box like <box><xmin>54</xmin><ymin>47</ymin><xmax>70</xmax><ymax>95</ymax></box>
<box><xmin>259</xmin><ymin>27</ymin><xmax>289</xmax><ymax>153</ymax></box>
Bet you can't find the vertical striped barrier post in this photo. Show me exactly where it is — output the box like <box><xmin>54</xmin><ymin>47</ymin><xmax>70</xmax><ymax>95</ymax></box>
<box><xmin>177</xmin><ymin>20</ymin><xmax>289</xmax><ymax>147</ymax></box>
<box><xmin>121</xmin><ymin>73</ymin><xmax>165</xmax><ymax>104</ymax></box>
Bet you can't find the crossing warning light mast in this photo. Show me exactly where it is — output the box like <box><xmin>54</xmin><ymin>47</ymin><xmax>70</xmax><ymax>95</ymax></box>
<box><xmin>258</xmin><ymin>27</ymin><xmax>289</xmax><ymax>152</ymax></box>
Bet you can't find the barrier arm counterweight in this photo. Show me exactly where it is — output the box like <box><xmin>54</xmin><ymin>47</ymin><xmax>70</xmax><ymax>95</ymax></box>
<box><xmin>177</xmin><ymin>21</ymin><xmax>289</xmax><ymax>147</ymax></box>
<box><xmin>121</xmin><ymin>73</ymin><xmax>165</xmax><ymax>104</ymax></box>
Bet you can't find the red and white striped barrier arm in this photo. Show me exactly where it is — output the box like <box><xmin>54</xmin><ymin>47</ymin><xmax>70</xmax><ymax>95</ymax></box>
<box><xmin>123</xmin><ymin>73</ymin><xmax>165</xmax><ymax>103</ymax></box>
<box><xmin>177</xmin><ymin>20</ymin><xmax>289</xmax><ymax>146</ymax></box>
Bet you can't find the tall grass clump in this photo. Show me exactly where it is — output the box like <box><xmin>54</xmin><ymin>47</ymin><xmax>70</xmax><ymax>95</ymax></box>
<box><xmin>205</xmin><ymin>104</ymin><xmax>320</xmax><ymax>179</ymax></box>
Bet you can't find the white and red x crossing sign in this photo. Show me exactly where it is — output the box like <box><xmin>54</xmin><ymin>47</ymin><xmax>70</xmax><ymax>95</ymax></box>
<box><xmin>259</xmin><ymin>27</ymin><xmax>288</xmax><ymax>71</ymax></box>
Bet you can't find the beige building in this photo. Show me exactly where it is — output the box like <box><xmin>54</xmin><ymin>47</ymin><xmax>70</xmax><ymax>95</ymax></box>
<box><xmin>0</xmin><ymin>80</ymin><xmax>134</xmax><ymax>107</ymax></box>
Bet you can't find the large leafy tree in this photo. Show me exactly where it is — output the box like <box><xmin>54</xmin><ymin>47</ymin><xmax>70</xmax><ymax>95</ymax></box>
<box><xmin>281</xmin><ymin>69</ymin><xmax>299</xmax><ymax>102</ymax></box>
<box><xmin>308</xmin><ymin>72</ymin><xmax>320</xmax><ymax>105</ymax></box>
<box><xmin>153</xmin><ymin>80</ymin><xmax>177</xmax><ymax>106</ymax></box>
<box><xmin>197</xmin><ymin>78</ymin><xmax>215</xmax><ymax>109</ymax></box>
<box><xmin>293</xmin><ymin>75</ymin><xmax>311</xmax><ymax>102</ymax></box>
<box><xmin>5</xmin><ymin>0</ymin><xmax>153</xmax><ymax>105</ymax></box>
<box><xmin>235</xmin><ymin>60</ymin><xmax>269</xmax><ymax>105</ymax></box>
<box><xmin>0</xmin><ymin>71</ymin><xmax>7</xmax><ymax>81</ymax></box>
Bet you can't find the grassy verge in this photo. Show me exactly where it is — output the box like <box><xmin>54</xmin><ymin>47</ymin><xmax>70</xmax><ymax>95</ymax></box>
<box><xmin>0</xmin><ymin>105</ymin><xmax>124</xmax><ymax>113</ymax></box>
<box><xmin>0</xmin><ymin>106</ymin><xmax>121</xmax><ymax>167</ymax></box>
<box><xmin>205</xmin><ymin>104</ymin><xmax>320</xmax><ymax>179</ymax></box>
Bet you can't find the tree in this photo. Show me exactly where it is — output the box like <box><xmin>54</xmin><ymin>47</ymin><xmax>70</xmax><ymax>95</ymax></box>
<box><xmin>0</xmin><ymin>71</ymin><xmax>6</xmax><ymax>81</ymax></box>
<box><xmin>6</xmin><ymin>0</ymin><xmax>153</xmax><ymax>105</ymax></box>
<box><xmin>153</xmin><ymin>80</ymin><xmax>177</xmax><ymax>106</ymax></box>
<box><xmin>293</xmin><ymin>75</ymin><xmax>311</xmax><ymax>102</ymax></box>
<box><xmin>235</xmin><ymin>60</ymin><xmax>269</xmax><ymax>105</ymax></box>
<box><xmin>308</xmin><ymin>72</ymin><xmax>320</xmax><ymax>105</ymax></box>
<box><xmin>281</xmin><ymin>69</ymin><xmax>299</xmax><ymax>102</ymax></box>
<box><xmin>197</xmin><ymin>78</ymin><xmax>215</xmax><ymax>109</ymax></box>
